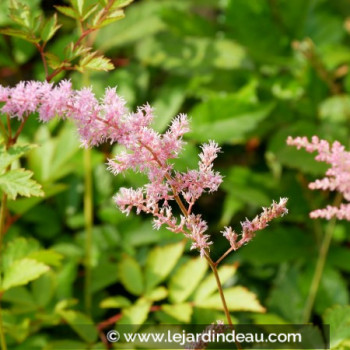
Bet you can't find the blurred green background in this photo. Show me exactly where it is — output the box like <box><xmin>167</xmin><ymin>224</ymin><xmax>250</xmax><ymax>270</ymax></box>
<box><xmin>1</xmin><ymin>0</ymin><xmax>350</xmax><ymax>349</ymax></box>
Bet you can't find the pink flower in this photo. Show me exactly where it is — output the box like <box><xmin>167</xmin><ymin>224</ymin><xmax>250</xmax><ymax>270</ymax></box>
<box><xmin>287</xmin><ymin>136</ymin><xmax>350</xmax><ymax>220</ymax></box>
<box><xmin>222</xmin><ymin>198</ymin><xmax>288</xmax><ymax>249</ymax></box>
<box><xmin>0</xmin><ymin>79</ymin><xmax>289</xmax><ymax>258</ymax></box>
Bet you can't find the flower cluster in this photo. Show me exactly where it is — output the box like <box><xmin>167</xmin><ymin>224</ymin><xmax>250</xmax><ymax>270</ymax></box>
<box><xmin>221</xmin><ymin>198</ymin><xmax>288</xmax><ymax>250</ymax></box>
<box><xmin>287</xmin><ymin>135</ymin><xmax>350</xmax><ymax>220</ymax></box>
<box><xmin>1</xmin><ymin>80</ymin><xmax>289</xmax><ymax>258</ymax></box>
<box><xmin>113</xmin><ymin>141</ymin><xmax>223</xmax><ymax>258</ymax></box>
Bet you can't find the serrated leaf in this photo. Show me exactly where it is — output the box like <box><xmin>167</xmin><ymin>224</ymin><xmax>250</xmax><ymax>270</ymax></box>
<box><xmin>78</xmin><ymin>53</ymin><xmax>114</xmax><ymax>71</ymax></box>
<box><xmin>97</xmin><ymin>9</ymin><xmax>125</xmax><ymax>28</ymax></box>
<box><xmin>1</xmin><ymin>258</ymin><xmax>49</xmax><ymax>291</ymax></box>
<box><xmin>2</xmin><ymin>237</ymin><xmax>40</xmax><ymax>271</ymax></box>
<box><xmin>8</xmin><ymin>1</ymin><xmax>32</xmax><ymax>28</ymax></box>
<box><xmin>0</xmin><ymin>169</ymin><xmax>44</xmax><ymax>199</ymax></box>
<box><xmin>323</xmin><ymin>305</ymin><xmax>350</xmax><ymax>348</ymax></box>
<box><xmin>195</xmin><ymin>286</ymin><xmax>266</xmax><ymax>312</ymax></box>
<box><xmin>119</xmin><ymin>298</ymin><xmax>152</xmax><ymax>326</ymax></box>
<box><xmin>81</xmin><ymin>3</ymin><xmax>99</xmax><ymax>21</ymax></box>
<box><xmin>119</xmin><ymin>254</ymin><xmax>144</xmax><ymax>295</ymax></box>
<box><xmin>45</xmin><ymin>52</ymin><xmax>64</xmax><ymax>70</ymax></box>
<box><xmin>194</xmin><ymin>264</ymin><xmax>237</xmax><ymax>302</ymax></box>
<box><xmin>162</xmin><ymin>303</ymin><xmax>193</xmax><ymax>323</ymax></box>
<box><xmin>0</xmin><ymin>28</ymin><xmax>39</xmax><ymax>43</ymax></box>
<box><xmin>144</xmin><ymin>241</ymin><xmax>185</xmax><ymax>292</ymax></box>
<box><xmin>111</xmin><ymin>0</ymin><xmax>134</xmax><ymax>9</ymax></box>
<box><xmin>100</xmin><ymin>296</ymin><xmax>131</xmax><ymax>309</ymax></box>
<box><xmin>70</xmin><ymin>0</ymin><xmax>85</xmax><ymax>16</ymax></box>
<box><xmin>55</xmin><ymin>6</ymin><xmax>79</xmax><ymax>19</ymax></box>
<box><xmin>58</xmin><ymin>309</ymin><xmax>98</xmax><ymax>343</ymax></box>
<box><xmin>189</xmin><ymin>99</ymin><xmax>274</xmax><ymax>143</ymax></box>
<box><xmin>0</xmin><ymin>144</ymin><xmax>36</xmax><ymax>172</ymax></box>
<box><xmin>41</xmin><ymin>13</ymin><xmax>61</xmax><ymax>42</ymax></box>
<box><xmin>169</xmin><ymin>257</ymin><xmax>208</xmax><ymax>303</ymax></box>
<box><xmin>27</xmin><ymin>250</ymin><xmax>63</xmax><ymax>267</ymax></box>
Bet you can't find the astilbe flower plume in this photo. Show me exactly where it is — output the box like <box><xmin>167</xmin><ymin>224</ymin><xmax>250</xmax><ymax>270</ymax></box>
<box><xmin>0</xmin><ymin>80</ymin><xmax>288</xmax><ymax>257</ymax></box>
<box><xmin>221</xmin><ymin>198</ymin><xmax>288</xmax><ymax>250</ymax></box>
<box><xmin>287</xmin><ymin>135</ymin><xmax>350</xmax><ymax>220</ymax></box>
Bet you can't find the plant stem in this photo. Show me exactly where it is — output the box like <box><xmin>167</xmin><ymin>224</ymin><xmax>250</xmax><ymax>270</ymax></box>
<box><xmin>302</xmin><ymin>193</ymin><xmax>343</xmax><ymax>323</ymax></box>
<box><xmin>0</xmin><ymin>193</ymin><xmax>8</xmax><ymax>350</ymax></box>
<box><xmin>84</xmin><ymin>136</ymin><xmax>93</xmax><ymax>316</ymax></box>
<box><xmin>205</xmin><ymin>255</ymin><xmax>232</xmax><ymax>325</ymax></box>
<box><xmin>216</xmin><ymin>246</ymin><xmax>235</xmax><ymax>266</ymax></box>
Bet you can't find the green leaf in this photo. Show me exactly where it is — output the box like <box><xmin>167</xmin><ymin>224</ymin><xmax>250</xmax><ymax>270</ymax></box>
<box><xmin>267</xmin><ymin>265</ymin><xmax>305</xmax><ymax>322</ymax></box>
<box><xmin>91</xmin><ymin>260</ymin><xmax>119</xmax><ymax>293</ymax></box>
<box><xmin>194</xmin><ymin>264</ymin><xmax>237</xmax><ymax>302</ymax></box>
<box><xmin>319</xmin><ymin>95</ymin><xmax>350</xmax><ymax>122</ymax></box>
<box><xmin>144</xmin><ymin>241</ymin><xmax>185</xmax><ymax>292</ymax></box>
<box><xmin>119</xmin><ymin>255</ymin><xmax>144</xmax><ymax>295</ymax></box>
<box><xmin>268</xmin><ymin>121</ymin><xmax>329</xmax><ymax>176</ymax></box>
<box><xmin>95</xmin><ymin>0</ymin><xmax>173</xmax><ymax>49</ymax></box>
<box><xmin>70</xmin><ymin>0</ymin><xmax>85</xmax><ymax>16</ymax></box>
<box><xmin>152</xmin><ymin>80</ymin><xmax>186</xmax><ymax>132</ymax></box>
<box><xmin>323</xmin><ymin>305</ymin><xmax>350</xmax><ymax>348</ymax></box>
<box><xmin>100</xmin><ymin>296</ymin><xmax>131</xmax><ymax>309</ymax></box>
<box><xmin>112</xmin><ymin>0</ymin><xmax>134</xmax><ymax>9</ymax></box>
<box><xmin>119</xmin><ymin>298</ymin><xmax>152</xmax><ymax>325</ymax></box>
<box><xmin>27</xmin><ymin>250</ymin><xmax>63</xmax><ymax>267</ymax></box>
<box><xmin>145</xmin><ymin>286</ymin><xmax>168</xmax><ymax>301</ymax></box>
<box><xmin>136</xmin><ymin>35</ymin><xmax>246</xmax><ymax>74</ymax></box>
<box><xmin>2</xmin><ymin>237</ymin><xmax>40</xmax><ymax>271</ymax></box>
<box><xmin>313</xmin><ymin>267</ymin><xmax>349</xmax><ymax>315</ymax></box>
<box><xmin>237</xmin><ymin>227</ymin><xmax>314</xmax><ymax>265</ymax></box>
<box><xmin>81</xmin><ymin>3</ymin><xmax>99</xmax><ymax>21</ymax></box>
<box><xmin>1</xmin><ymin>286</ymin><xmax>35</xmax><ymax>306</ymax></box>
<box><xmin>169</xmin><ymin>257</ymin><xmax>208</xmax><ymax>303</ymax></box>
<box><xmin>78</xmin><ymin>52</ymin><xmax>114</xmax><ymax>72</ymax></box>
<box><xmin>8</xmin><ymin>1</ymin><xmax>33</xmax><ymax>29</ymax></box>
<box><xmin>0</xmin><ymin>28</ymin><xmax>39</xmax><ymax>43</ymax></box>
<box><xmin>1</xmin><ymin>258</ymin><xmax>49</xmax><ymax>291</ymax></box>
<box><xmin>40</xmin><ymin>13</ymin><xmax>61</xmax><ymax>42</ymax></box>
<box><xmin>162</xmin><ymin>303</ymin><xmax>193</xmax><ymax>323</ymax></box>
<box><xmin>28</xmin><ymin>124</ymin><xmax>80</xmax><ymax>183</ymax></box>
<box><xmin>196</xmin><ymin>286</ymin><xmax>265</xmax><ymax>312</ymax></box>
<box><xmin>0</xmin><ymin>169</ymin><xmax>44</xmax><ymax>199</ymax></box>
<box><xmin>93</xmin><ymin>9</ymin><xmax>125</xmax><ymax>29</ymax></box>
<box><xmin>31</xmin><ymin>273</ymin><xmax>55</xmax><ymax>307</ymax></box>
<box><xmin>55</xmin><ymin>6</ymin><xmax>79</xmax><ymax>19</ymax></box>
<box><xmin>189</xmin><ymin>97</ymin><xmax>274</xmax><ymax>143</ymax></box>
<box><xmin>58</xmin><ymin>309</ymin><xmax>98</xmax><ymax>343</ymax></box>
<box><xmin>0</xmin><ymin>144</ymin><xmax>36</xmax><ymax>172</ymax></box>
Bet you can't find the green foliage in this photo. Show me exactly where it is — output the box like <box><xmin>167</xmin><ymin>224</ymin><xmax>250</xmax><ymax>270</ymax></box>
<box><xmin>1</xmin><ymin>0</ymin><xmax>350</xmax><ymax>348</ymax></box>
<box><xmin>0</xmin><ymin>169</ymin><xmax>44</xmax><ymax>199</ymax></box>
<box><xmin>0</xmin><ymin>237</ymin><xmax>62</xmax><ymax>292</ymax></box>
<box><xmin>324</xmin><ymin>305</ymin><xmax>350</xmax><ymax>348</ymax></box>
<box><xmin>144</xmin><ymin>241</ymin><xmax>185</xmax><ymax>292</ymax></box>
<box><xmin>168</xmin><ymin>257</ymin><xmax>207</xmax><ymax>303</ymax></box>
<box><xmin>119</xmin><ymin>254</ymin><xmax>144</xmax><ymax>295</ymax></box>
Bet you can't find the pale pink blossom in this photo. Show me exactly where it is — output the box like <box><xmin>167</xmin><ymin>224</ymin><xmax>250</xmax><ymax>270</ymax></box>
<box><xmin>287</xmin><ymin>136</ymin><xmax>350</xmax><ymax>220</ymax></box>
<box><xmin>0</xmin><ymin>80</ymin><xmax>288</xmax><ymax>258</ymax></box>
<box><xmin>222</xmin><ymin>198</ymin><xmax>288</xmax><ymax>250</ymax></box>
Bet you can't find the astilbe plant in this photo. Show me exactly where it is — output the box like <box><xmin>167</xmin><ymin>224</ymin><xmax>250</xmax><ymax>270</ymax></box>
<box><xmin>287</xmin><ymin>135</ymin><xmax>349</xmax><ymax>323</ymax></box>
<box><xmin>287</xmin><ymin>136</ymin><xmax>350</xmax><ymax>220</ymax></box>
<box><xmin>0</xmin><ymin>80</ymin><xmax>288</xmax><ymax>327</ymax></box>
